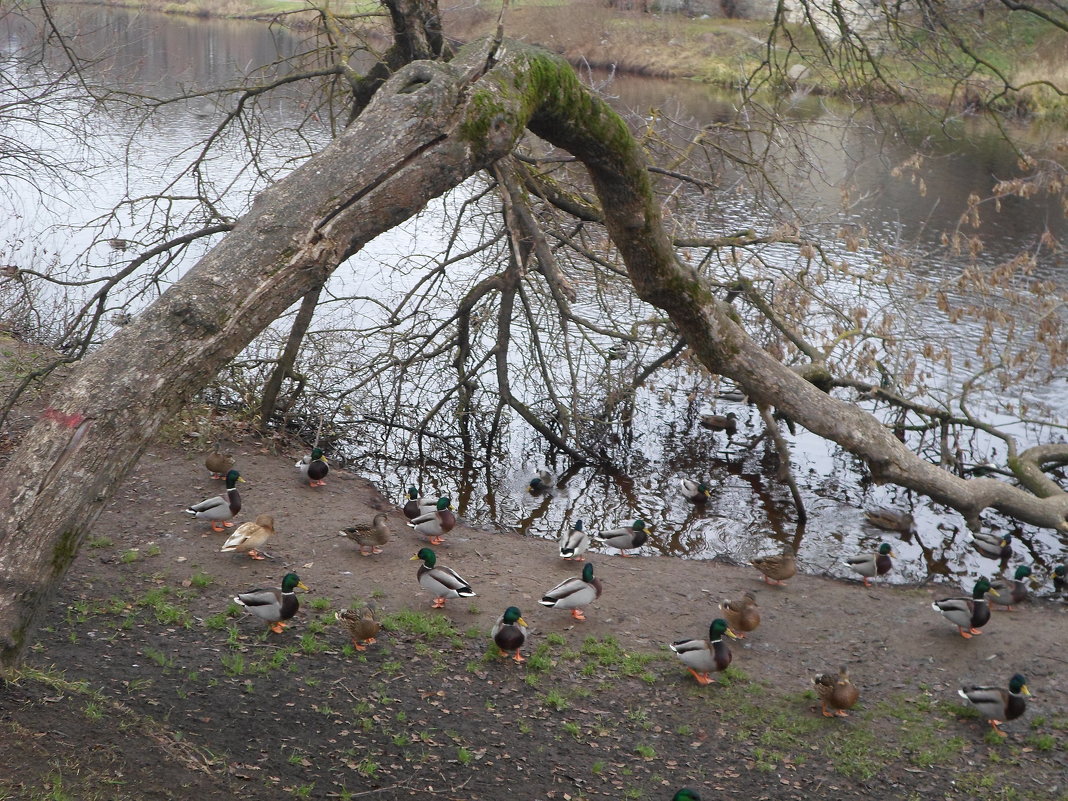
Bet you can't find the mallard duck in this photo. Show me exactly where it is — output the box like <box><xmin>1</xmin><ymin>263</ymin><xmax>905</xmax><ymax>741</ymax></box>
<box><xmin>185</xmin><ymin>469</ymin><xmax>244</xmax><ymax>532</ymax></box>
<box><xmin>719</xmin><ymin>591</ymin><xmax>760</xmax><ymax>638</ymax></box>
<box><xmin>339</xmin><ymin>512</ymin><xmax>390</xmax><ymax>556</ymax></box>
<box><xmin>681</xmin><ymin>478</ymin><xmax>712</xmax><ymax>503</ymax></box>
<box><xmin>931</xmin><ymin>577</ymin><xmax>998</xmax><ymax>638</ymax></box>
<box><xmin>670</xmin><ymin>618</ymin><xmax>737</xmax><ymax>685</ymax></box>
<box><xmin>411</xmin><ymin>547</ymin><xmax>475</xmax><ymax>608</ymax></box>
<box><xmin>220</xmin><ymin>513</ymin><xmax>276</xmax><ymax>560</ymax></box>
<box><xmin>402</xmin><ymin>486</ymin><xmax>438</xmax><ymax>520</ymax></box>
<box><xmin>295</xmin><ymin>447</ymin><xmax>329</xmax><ymax>487</ymax></box>
<box><xmin>672</xmin><ymin>791</ymin><xmax>701</xmax><ymax>801</ymax></box>
<box><xmin>408</xmin><ymin>496</ymin><xmax>456</xmax><ymax>546</ymax></box>
<box><xmin>751</xmin><ymin>544</ymin><xmax>796</xmax><ymax>585</ymax></box>
<box><xmin>204</xmin><ymin>448</ymin><xmax>235</xmax><ymax>480</ymax></box>
<box><xmin>991</xmin><ymin>565</ymin><xmax>1033</xmax><ymax>610</ymax></box>
<box><xmin>234</xmin><ymin>572</ymin><xmax>308</xmax><ymax>634</ymax></box>
<box><xmin>528</xmin><ymin>469</ymin><xmax>555</xmax><ymax>494</ymax></box>
<box><xmin>700</xmin><ymin>411</ymin><xmax>738</xmax><ymax>435</ymax></box>
<box><xmin>335</xmin><ymin>606</ymin><xmax>380</xmax><ymax>651</ymax></box>
<box><xmin>491</xmin><ymin>606</ymin><xmax>529</xmax><ymax>662</ymax></box>
<box><xmin>1053</xmin><ymin>564</ymin><xmax>1067</xmax><ymax>594</ymax></box>
<box><xmin>968</xmin><ymin>531</ymin><xmax>1013</xmax><ymax>567</ymax></box>
<box><xmin>863</xmin><ymin>506</ymin><xmax>914</xmax><ymax>533</ymax></box>
<box><xmin>593</xmin><ymin>519</ymin><xmax>650</xmax><ymax>556</ymax></box>
<box><xmin>958</xmin><ymin>673</ymin><xmax>1030</xmax><ymax>736</ymax></box>
<box><xmin>559</xmin><ymin>519</ymin><xmax>590</xmax><ymax>561</ymax></box>
<box><xmin>539</xmin><ymin>562</ymin><xmax>602</xmax><ymax>621</ymax></box>
<box><xmin>813</xmin><ymin>666</ymin><xmax>860</xmax><ymax>717</ymax></box>
<box><xmin>844</xmin><ymin>542</ymin><xmax>895</xmax><ymax>587</ymax></box>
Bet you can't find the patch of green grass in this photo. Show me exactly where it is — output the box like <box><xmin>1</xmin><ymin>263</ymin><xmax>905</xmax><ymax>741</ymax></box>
<box><xmin>525</xmin><ymin>643</ymin><xmax>554</xmax><ymax>673</ymax></box>
<box><xmin>309</xmin><ymin>597</ymin><xmax>332</xmax><ymax>611</ymax></box>
<box><xmin>188</xmin><ymin>571</ymin><xmax>214</xmax><ymax>589</ymax></box>
<box><xmin>221</xmin><ymin>652</ymin><xmax>246</xmax><ymax>676</ymax></box>
<box><xmin>542</xmin><ymin>689</ymin><xmax>568</xmax><ymax>712</ymax></box>
<box><xmin>456</xmin><ymin>746</ymin><xmax>473</xmax><ymax>765</ymax></box>
<box><xmin>298</xmin><ymin>633</ymin><xmax>328</xmax><ymax>655</ymax></box>
<box><xmin>381</xmin><ymin>609</ymin><xmax>459</xmax><ymax>639</ymax></box>
<box><xmin>634</xmin><ymin>744</ymin><xmax>655</xmax><ymax>759</ymax></box>
<box><xmin>86</xmin><ymin>535</ymin><xmax>113</xmax><ymax>549</ymax></box>
<box><xmin>119</xmin><ymin>549</ymin><xmax>140</xmax><ymax>563</ymax></box>
<box><xmin>562</xmin><ymin>721</ymin><xmax>581</xmax><ymax>739</ymax></box>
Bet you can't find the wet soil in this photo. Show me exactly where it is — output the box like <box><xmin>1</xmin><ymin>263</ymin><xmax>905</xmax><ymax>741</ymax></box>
<box><xmin>2</xmin><ymin>429</ymin><xmax>1068</xmax><ymax>800</ymax></box>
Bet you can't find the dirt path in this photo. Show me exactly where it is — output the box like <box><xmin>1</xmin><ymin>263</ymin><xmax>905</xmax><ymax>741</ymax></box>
<box><xmin>2</xmin><ymin>430</ymin><xmax>1067</xmax><ymax>800</ymax></box>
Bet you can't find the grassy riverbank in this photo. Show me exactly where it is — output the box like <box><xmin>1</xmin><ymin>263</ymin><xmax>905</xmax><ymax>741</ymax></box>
<box><xmin>59</xmin><ymin>1</ymin><xmax>1068</xmax><ymax>118</ymax></box>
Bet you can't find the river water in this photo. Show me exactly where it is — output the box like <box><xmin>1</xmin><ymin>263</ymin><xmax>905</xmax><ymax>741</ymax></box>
<box><xmin>2</xmin><ymin>5</ymin><xmax>1066</xmax><ymax>590</ymax></box>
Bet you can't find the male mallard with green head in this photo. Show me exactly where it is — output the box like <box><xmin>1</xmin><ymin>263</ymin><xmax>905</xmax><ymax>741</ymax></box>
<box><xmin>958</xmin><ymin>673</ymin><xmax>1030</xmax><ymax>737</ymax></box>
<box><xmin>813</xmin><ymin>666</ymin><xmax>860</xmax><ymax>717</ymax></box>
<box><xmin>680</xmin><ymin>478</ymin><xmax>712</xmax><ymax>504</ymax></box>
<box><xmin>751</xmin><ymin>544</ymin><xmax>796</xmax><ymax>586</ymax></box>
<box><xmin>593</xmin><ymin>519</ymin><xmax>650</xmax><ymax>557</ymax></box>
<box><xmin>670</xmin><ymin>618</ymin><xmax>737</xmax><ymax>685</ymax></box>
<box><xmin>719</xmin><ymin>591</ymin><xmax>760</xmax><ymax>638</ymax></box>
<box><xmin>931</xmin><ymin>577</ymin><xmax>998</xmax><ymax>638</ymax></box>
<box><xmin>296</xmin><ymin>447</ymin><xmax>329</xmax><ymax>487</ymax></box>
<box><xmin>559</xmin><ymin>519</ymin><xmax>590</xmax><ymax>561</ymax></box>
<box><xmin>491</xmin><ymin>606</ymin><xmax>529</xmax><ymax>662</ymax></box>
<box><xmin>1053</xmin><ymin>564</ymin><xmax>1067</xmax><ymax>594</ymax></box>
<box><xmin>411</xmin><ymin>547</ymin><xmax>475</xmax><ymax>608</ymax></box>
<box><xmin>234</xmin><ymin>572</ymin><xmax>308</xmax><ymax>634</ymax></box>
<box><xmin>528</xmin><ymin>469</ymin><xmax>555</xmax><ymax>495</ymax></box>
<box><xmin>844</xmin><ymin>542</ymin><xmax>895</xmax><ymax>587</ymax></box>
<box><xmin>402</xmin><ymin>486</ymin><xmax>438</xmax><ymax>519</ymax></box>
<box><xmin>186</xmin><ymin>469</ymin><xmax>244</xmax><ymax>532</ymax></box>
<box><xmin>339</xmin><ymin>512</ymin><xmax>390</xmax><ymax>556</ymax></box>
<box><xmin>408</xmin><ymin>496</ymin><xmax>456</xmax><ymax>546</ymax></box>
<box><xmin>220</xmin><ymin>513</ymin><xmax>276</xmax><ymax>560</ymax></box>
<box><xmin>672</xmin><ymin>790</ymin><xmax>701</xmax><ymax>801</ymax></box>
<box><xmin>336</xmin><ymin>605</ymin><xmax>380</xmax><ymax>651</ymax></box>
<box><xmin>540</xmin><ymin>562</ymin><xmax>602</xmax><ymax>621</ymax></box>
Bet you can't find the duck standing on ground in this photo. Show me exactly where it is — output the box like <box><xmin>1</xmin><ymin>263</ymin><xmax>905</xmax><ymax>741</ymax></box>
<box><xmin>991</xmin><ymin>565</ymin><xmax>1033</xmax><ymax>610</ymax></box>
<box><xmin>408</xmin><ymin>496</ymin><xmax>456</xmax><ymax>546</ymax></box>
<box><xmin>670</xmin><ymin>618</ymin><xmax>737</xmax><ymax>685</ymax></box>
<box><xmin>411</xmin><ymin>547</ymin><xmax>475</xmax><ymax>609</ymax></box>
<box><xmin>593</xmin><ymin>519</ymin><xmax>650</xmax><ymax>557</ymax></box>
<box><xmin>295</xmin><ymin>447</ymin><xmax>329</xmax><ymax>487</ymax></box>
<box><xmin>335</xmin><ymin>606</ymin><xmax>380</xmax><ymax>651</ymax></box>
<box><xmin>186</xmin><ymin>469</ymin><xmax>244</xmax><ymax>532</ymax></box>
<box><xmin>234</xmin><ymin>572</ymin><xmax>308</xmax><ymax>634</ymax></box>
<box><xmin>958</xmin><ymin>673</ymin><xmax>1031</xmax><ymax>736</ymax></box>
<box><xmin>540</xmin><ymin>562</ymin><xmax>602</xmax><ymax>621</ymax></box>
<box><xmin>340</xmin><ymin>512</ymin><xmax>390</xmax><ymax>556</ymax></box>
<box><xmin>491</xmin><ymin>606</ymin><xmax>529</xmax><ymax>662</ymax></box>
<box><xmin>204</xmin><ymin>448</ymin><xmax>235</xmax><ymax>480</ymax></box>
<box><xmin>220</xmin><ymin>513</ymin><xmax>276</xmax><ymax>560</ymax></box>
<box><xmin>680</xmin><ymin>478</ymin><xmax>712</xmax><ymax>503</ymax></box>
<box><xmin>402</xmin><ymin>486</ymin><xmax>442</xmax><ymax>519</ymax></box>
<box><xmin>559</xmin><ymin>519</ymin><xmax>590</xmax><ymax>561</ymax></box>
<box><xmin>844</xmin><ymin>542</ymin><xmax>895</xmax><ymax>587</ymax></box>
<box><xmin>931</xmin><ymin>577</ymin><xmax>998</xmax><ymax>638</ymax></box>
<box><xmin>813</xmin><ymin>666</ymin><xmax>861</xmax><ymax>717</ymax></box>
<box><xmin>751</xmin><ymin>544</ymin><xmax>796</xmax><ymax>586</ymax></box>
<box><xmin>719</xmin><ymin>591</ymin><xmax>760</xmax><ymax>638</ymax></box>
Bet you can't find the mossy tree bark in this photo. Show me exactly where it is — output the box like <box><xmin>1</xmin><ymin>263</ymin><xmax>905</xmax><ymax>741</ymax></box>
<box><xmin>1</xmin><ymin>37</ymin><xmax>1066</xmax><ymax>670</ymax></box>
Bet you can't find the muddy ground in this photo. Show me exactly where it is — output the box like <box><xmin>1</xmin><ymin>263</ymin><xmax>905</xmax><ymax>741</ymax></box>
<box><xmin>2</xmin><ymin>427</ymin><xmax>1067</xmax><ymax>801</ymax></box>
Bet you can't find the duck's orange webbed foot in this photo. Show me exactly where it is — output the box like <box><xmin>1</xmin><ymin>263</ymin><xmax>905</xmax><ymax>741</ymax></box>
<box><xmin>512</xmin><ymin>652</ymin><xmax>525</xmax><ymax>662</ymax></box>
<box><xmin>429</xmin><ymin>536</ymin><xmax>445</xmax><ymax>546</ymax></box>
<box><xmin>248</xmin><ymin>550</ymin><xmax>266</xmax><ymax>560</ymax></box>
<box><xmin>958</xmin><ymin>627</ymin><xmax>974</xmax><ymax>639</ymax></box>
<box><xmin>211</xmin><ymin>522</ymin><xmax>226</xmax><ymax>532</ymax></box>
<box><xmin>269</xmin><ymin>622</ymin><xmax>287</xmax><ymax>634</ymax></box>
<box><xmin>969</xmin><ymin>628</ymin><xmax>984</xmax><ymax>635</ymax></box>
<box><xmin>570</xmin><ymin>609</ymin><xmax>586</xmax><ymax>621</ymax></box>
<box><xmin>687</xmin><ymin>668</ymin><xmax>713</xmax><ymax>686</ymax></box>
<box><xmin>431</xmin><ymin>598</ymin><xmax>447</xmax><ymax>609</ymax></box>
